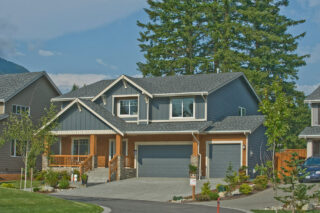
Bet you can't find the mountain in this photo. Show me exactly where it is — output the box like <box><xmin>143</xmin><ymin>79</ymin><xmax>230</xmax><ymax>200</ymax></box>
<box><xmin>0</xmin><ymin>57</ymin><xmax>29</xmax><ymax>75</ymax></box>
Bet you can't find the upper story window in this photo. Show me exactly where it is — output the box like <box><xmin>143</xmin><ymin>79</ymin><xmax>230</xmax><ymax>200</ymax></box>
<box><xmin>12</xmin><ymin>104</ymin><xmax>30</xmax><ymax>116</ymax></box>
<box><xmin>239</xmin><ymin>106</ymin><xmax>246</xmax><ymax>116</ymax></box>
<box><xmin>118</xmin><ymin>99</ymin><xmax>138</xmax><ymax>117</ymax></box>
<box><xmin>171</xmin><ymin>97</ymin><xmax>194</xmax><ymax>119</ymax></box>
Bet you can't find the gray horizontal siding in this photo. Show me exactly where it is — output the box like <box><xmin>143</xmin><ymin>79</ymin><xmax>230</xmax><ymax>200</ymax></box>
<box><xmin>311</xmin><ymin>103</ymin><xmax>319</xmax><ymax>126</ymax></box>
<box><xmin>55</xmin><ymin>105</ymin><xmax>111</xmax><ymax>131</ymax></box>
<box><xmin>207</xmin><ymin>77</ymin><xmax>260</xmax><ymax>122</ymax></box>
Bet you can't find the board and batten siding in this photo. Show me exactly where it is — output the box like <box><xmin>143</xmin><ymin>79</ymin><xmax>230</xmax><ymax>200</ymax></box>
<box><xmin>207</xmin><ymin>77</ymin><xmax>260</xmax><ymax>122</ymax></box>
<box><xmin>311</xmin><ymin>103</ymin><xmax>320</xmax><ymax>126</ymax></box>
<box><xmin>55</xmin><ymin>104</ymin><xmax>112</xmax><ymax>131</ymax></box>
<box><xmin>95</xmin><ymin>81</ymin><xmax>147</xmax><ymax>121</ymax></box>
<box><xmin>149</xmin><ymin>96</ymin><xmax>205</xmax><ymax>121</ymax></box>
<box><xmin>247</xmin><ymin>124</ymin><xmax>270</xmax><ymax>177</ymax></box>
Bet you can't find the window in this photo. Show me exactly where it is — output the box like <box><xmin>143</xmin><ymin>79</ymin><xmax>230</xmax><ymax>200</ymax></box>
<box><xmin>118</xmin><ymin>99</ymin><xmax>138</xmax><ymax>117</ymax></box>
<box><xmin>72</xmin><ymin>139</ymin><xmax>89</xmax><ymax>155</ymax></box>
<box><xmin>10</xmin><ymin>140</ymin><xmax>21</xmax><ymax>157</ymax></box>
<box><xmin>12</xmin><ymin>104</ymin><xmax>30</xmax><ymax>115</ymax></box>
<box><xmin>239</xmin><ymin>106</ymin><xmax>246</xmax><ymax>116</ymax></box>
<box><xmin>171</xmin><ymin>97</ymin><xmax>194</xmax><ymax>118</ymax></box>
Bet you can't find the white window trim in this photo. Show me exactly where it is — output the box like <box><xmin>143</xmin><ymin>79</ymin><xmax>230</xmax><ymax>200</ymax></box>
<box><xmin>71</xmin><ymin>137</ymin><xmax>90</xmax><ymax>155</ymax></box>
<box><xmin>116</xmin><ymin>97</ymin><xmax>139</xmax><ymax>118</ymax></box>
<box><xmin>12</xmin><ymin>104</ymin><xmax>30</xmax><ymax>116</ymax></box>
<box><xmin>205</xmin><ymin>140</ymin><xmax>243</xmax><ymax>179</ymax></box>
<box><xmin>10</xmin><ymin>140</ymin><xmax>21</xmax><ymax>157</ymax></box>
<box><xmin>109</xmin><ymin>138</ymin><xmax>128</xmax><ymax>160</ymax></box>
<box><xmin>169</xmin><ymin>97</ymin><xmax>195</xmax><ymax>120</ymax></box>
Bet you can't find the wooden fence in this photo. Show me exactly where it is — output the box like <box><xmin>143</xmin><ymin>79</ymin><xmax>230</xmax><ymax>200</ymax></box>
<box><xmin>275</xmin><ymin>149</ymin><xmax>306</xmax><ymax>175</ymax></box>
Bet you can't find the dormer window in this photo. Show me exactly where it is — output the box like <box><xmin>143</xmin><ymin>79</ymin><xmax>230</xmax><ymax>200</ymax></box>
<box><xmin>171</xmin><ymin>97</ymin><xmax>194</xmax><ymax>119</ymax></box>
<box><xmin>118</xmin><ymin>99</ymin><xmax>138</xmax><ymax>117</ymax></box>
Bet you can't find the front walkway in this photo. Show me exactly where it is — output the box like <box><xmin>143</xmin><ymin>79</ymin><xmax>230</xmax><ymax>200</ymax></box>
<box><xmin>55</xmin><ymin>178</ymin><xmax>225</xmax><ymax>202</ymax></box>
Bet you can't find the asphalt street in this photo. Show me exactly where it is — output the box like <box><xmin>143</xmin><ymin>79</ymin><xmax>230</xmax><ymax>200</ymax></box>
<box><xmin>56</xmin><ymin>195</ymin><xmax>245</xmax><ymax>213</ymax></box>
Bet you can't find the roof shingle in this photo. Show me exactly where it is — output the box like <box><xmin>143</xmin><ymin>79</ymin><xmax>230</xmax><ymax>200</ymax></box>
<box><xmin>306</xmin><ymin>86</ymin><xmax>320</xmax><ymax>101</ymax></box>
<box><xmin>299</xmin><ymin>126</ymin><xmax>320</xmax><ymax>137</ymax></box>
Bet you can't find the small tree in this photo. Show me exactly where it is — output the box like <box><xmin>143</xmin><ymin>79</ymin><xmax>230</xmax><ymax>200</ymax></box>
<box><xmin>259</xmin><ymin>78</ymin><xmax>292</xmax><ymax>195</ymax></box>
<box><xmin>71</xmin><ymin>84</ymin><xmax>79</xmax><ymax>92</ymax></box>
<box><xmin>224</xmin><ymin>162</ymin><xmax>238</xmax><ymax>195</ymax></box>
<box><xmin>275</xmin><ymin>152</ymin><xmax>315</xmax><ymax>212</ymax></box>
<box><xmin>0</xmin><ymin>104</ymin><xmax>58</xmax><ymax>190</ymax></box>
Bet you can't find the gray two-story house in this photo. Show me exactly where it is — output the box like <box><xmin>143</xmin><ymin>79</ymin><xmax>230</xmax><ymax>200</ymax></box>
<box><xmin>0</xmin><ymin>72</ymin><xmax>61</xmax><ymax>174</ymax></box>
<box><xmin>300</xmin><ymin>86</ymin><xmax>320</xmax><ymax>158</ymax></box>
<box><xmin>43</xmin><ymin>72</ymin><xmax>268</xmax><ymax>180</ymax></box>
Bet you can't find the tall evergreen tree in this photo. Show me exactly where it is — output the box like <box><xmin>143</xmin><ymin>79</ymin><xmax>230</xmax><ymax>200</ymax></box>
<box><xmin>137</xmin><ymin>0</ymin><xmax>209</xmax><ymax>76</ymax></box>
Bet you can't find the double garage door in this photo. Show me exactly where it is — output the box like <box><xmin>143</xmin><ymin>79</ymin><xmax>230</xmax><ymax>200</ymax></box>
<box><xmin>136</xmin><ymin>143</ymin><xmax>241</xmax><ymax>178</ymax></box>
<box><xmin>137</xmin><ymin>144</ymin><xmax>192</xmax><ymax>177</ymax></box>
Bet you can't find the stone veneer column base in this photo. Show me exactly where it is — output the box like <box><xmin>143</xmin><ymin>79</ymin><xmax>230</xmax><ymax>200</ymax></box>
<box><xmin>42</xmin><ymin>155</ymin><xmax>48</xmax><ymax>171</ymax></box>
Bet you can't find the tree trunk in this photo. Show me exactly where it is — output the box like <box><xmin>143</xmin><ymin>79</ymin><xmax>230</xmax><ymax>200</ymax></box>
<box><xmin>24</xmin><ymin>141</ymin><xmax>29</xmax><ymax>190</ymax></box>
<box><xmin>272</xmin><ymin>140</ymin><xmax>277</xmax><ymax>197</ymax></box>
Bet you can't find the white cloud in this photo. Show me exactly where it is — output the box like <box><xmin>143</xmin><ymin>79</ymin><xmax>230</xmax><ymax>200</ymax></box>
<box><xmin>96</xmin><ymin>58</ymin><xmax>118</xmax><ymax>70</ymax></box>
<box><xmin>297</xmin><ymin>84</ymin><xmax>320</xmax><ymax>95</ymax></box>
<box><xmin>0</xmin><ymin>0</ymin><xmax>147</xmax><ymax>40</ymax></box>
<box><xmin>131</xmin><ymin>73</ymin><xmax>143</xmax><ymax>78</ymax></box>
<box><xmin>49</xmin><ymin>73</ymin><xmax>111</xmax><ymax>93</ymax></box>
<box><xmin>38</xmin><ymin>49</ymin><xmax>55</xmax><ymax>57</ymax></box>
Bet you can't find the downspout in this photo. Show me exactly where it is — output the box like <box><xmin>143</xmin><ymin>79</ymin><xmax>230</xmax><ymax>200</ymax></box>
<box><xmin>192</xmin><ymin>132</ymin><xmax>201</xmax><ymax>180</ymax></box>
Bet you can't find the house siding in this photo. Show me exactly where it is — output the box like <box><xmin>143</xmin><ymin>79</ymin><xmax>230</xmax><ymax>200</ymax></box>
<box><xmin>311</xmin><ymin>103</ymin><xmax>319</xmax><ymax>126</ymax></box>
<box><xmin>247</xmin><ymin>125</ymin><xmax>270</xmax><ymax>177</ymax></box>
<box><xmin>0</xmin><ymin>76</ymin><xmax>60</xmax><ymax>173</ymax></box>
<box><xmin>207</xmin><ymin>77</ymin><xmax>260</xmax><ymax>122</ymax></box>
<box><xmin>55</xmin><ymin>105</ymin><xmax>112</xmax><ymax>131</ymax></box>
<box><xmin>0</xmin><ymin>102</ymin><xmax>4</xmax><ymax>114</ymax></box>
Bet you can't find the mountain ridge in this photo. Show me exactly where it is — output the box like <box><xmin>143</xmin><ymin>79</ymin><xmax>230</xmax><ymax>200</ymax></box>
<box><xmin>0</xmin><ymin>57</ymin><xmax>29</xmax><ymax>75</ymax></box>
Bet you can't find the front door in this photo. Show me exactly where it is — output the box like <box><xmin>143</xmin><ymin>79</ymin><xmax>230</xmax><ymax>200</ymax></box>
<box><xmin>109</xmin><ymin>139</ymin><xmax>128</xmax><ymax>160</ymax></box>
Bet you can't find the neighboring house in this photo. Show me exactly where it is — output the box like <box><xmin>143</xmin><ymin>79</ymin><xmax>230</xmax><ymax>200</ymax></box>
<box><xmin>44</xmin><ymin>72</ymin><xmax>268</xmax><ymax>180</ymax></box>
<box><xmin>299</xmin><ymin>86</ymin><xmax>320</xmax><ymax>158</ymax></box>
<box><xmin>0</xmin><ymin>72</ymin><xmax>61</xmax><ymax>174</ymax></box>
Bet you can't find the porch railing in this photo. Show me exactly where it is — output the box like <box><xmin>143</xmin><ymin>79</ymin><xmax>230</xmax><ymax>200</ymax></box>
<box><xmin>108</xmin><ymin>155</ymin><xmax>118</xmax><ymax>182</ymax></box>
<box><xmin>80</xmin><ymin>155</ymin><xmax>93</xmax><ymax>177</ymax></box>
<box><xmin>49</xmin><ymin>155</ymin><xmax>89</xmax><ymax>167</ymax></box>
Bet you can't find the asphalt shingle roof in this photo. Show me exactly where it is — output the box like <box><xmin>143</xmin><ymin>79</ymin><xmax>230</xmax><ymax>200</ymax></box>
<box><xmin>0</xmin><ymin>114</ymin><xmax>8</xmax><ymax>121</ymax></box>
<box><xmin>306</xmin><ymin>86</ymin><xmax>320</xmax><ymax>101</ymax></box>
<box><xmin>0</xmin><ymin>72</ymin><xmax>45</xmax><ymax>101</ymax></box>
<box><xmin>54</xmin><ymin>72</ymin><xmax>252</xmax><ymax>100</ymax></box>
<box><xmin>205</xmin><ymin>115</ymin><xmax>265</xmax><ymax>133</ymax></box>
<box><xmin>300</xmin><ymin>126</ymin><xmax>320</xmax><ymax>137</ymax></box>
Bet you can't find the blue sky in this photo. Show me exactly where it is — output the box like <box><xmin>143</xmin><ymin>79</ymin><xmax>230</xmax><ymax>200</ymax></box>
<box><xmin>0</xmin><ymin>0</ymin><xmax>319</xmax><ymax>94</ymax></box>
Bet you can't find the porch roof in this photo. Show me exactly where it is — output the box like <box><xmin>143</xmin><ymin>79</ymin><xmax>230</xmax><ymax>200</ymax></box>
<box><xmin>299</xmin><ymin>126</ymin><xmax>320</xmax><ymax>138</ymax></box>
<box><xmin>0</xmin><ymin>113</ymin><xmax>8</xmax><ymax>121</ymax></box>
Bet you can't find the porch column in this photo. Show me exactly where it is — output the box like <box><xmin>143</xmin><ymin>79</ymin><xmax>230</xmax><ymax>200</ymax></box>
<box><xmin>307</xmin><ymin>139</ymin><xmax>313</xmax><ymax>158</ymax></box>
<box><xmin>115</xmin><ymin>134</ymin><xmax>124</xmax><ymax>180</ymax></box>
<box><xmin>90</xmin><ymin>135</ymin><xmax>97</xmax><ymax>168</ymax></box>
<box><xmin>42</xmin><ymin>138</ymin><xmax>49</xmax><ymax>171</ymax></box>
<box><xmin>191</xmin><ymin>134</ymin><xmax>199</xmax><ymax>177</ymax></box>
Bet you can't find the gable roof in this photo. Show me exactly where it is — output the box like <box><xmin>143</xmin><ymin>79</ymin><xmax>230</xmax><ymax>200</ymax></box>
<box><xmin>53</xmin><ymin>72</ymin><xmax>260</xmax><ymax>102</ymax></box>
<box><xmin>299</xmin><ymin>126</ymin><xmax>320</xmax><ymax>138</ymax></box>
<box><xmin>305</xmin><ymin>86</ymin><xmax>320</xmax><ymax>103</ymax></box>
<box><xmin>0</xmin><ymin>71</ymin><xmax>61</xmax><ymax>102</ymax></box>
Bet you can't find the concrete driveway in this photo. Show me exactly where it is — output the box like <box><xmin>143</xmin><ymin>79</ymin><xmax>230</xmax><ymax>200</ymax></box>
<box><xmin>55</xmin><ymin>178</ymin><xmax>225</xmax><ymax>202</ymax></box>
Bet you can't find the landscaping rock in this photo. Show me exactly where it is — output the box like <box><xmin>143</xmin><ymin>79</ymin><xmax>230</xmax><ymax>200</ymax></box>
<box><xmin>302</xmin><ymin>203</ymin><xmax>314</xmax><ymax>211</ymax></box>
<box><xmin>218</xmin><ymin>192</ymin><xmax>226</xmax><ymax>198</ymax></box>
<box><xmin>231</xmin><ymin>189</ymin><xmax>241</xmax><ymax>196</ymax></box>
<box><xmin>40</xmin><ymin>185</ymin><xmax>54</xmax><ymax>192</ymax></box>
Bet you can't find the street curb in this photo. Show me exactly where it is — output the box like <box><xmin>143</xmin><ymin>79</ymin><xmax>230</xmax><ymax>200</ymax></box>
<box><xmin>190</xmin><ymin>202</ymin><xmax>252</xmax><ymax>213</ymax></box>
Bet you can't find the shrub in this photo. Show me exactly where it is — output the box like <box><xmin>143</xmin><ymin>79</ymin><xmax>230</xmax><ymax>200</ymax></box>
<box><xmin>33</xmin><ymin>187</ymin><xmax>40</xmax><ymax>192</ymax></box>
<box><xmin>209</xmin><ymin>192</ymin><xmax>219</xmax><ymax>200</ymax></box>
<box><xmin>58</xmin><ymin>179</ymin><xmax>69</xmax><ymax>189</ymax></box>
<box><xmin>216</xmin><ymin>184</ymin><xmax>226</xmax><ymax>192</ymax></box>
<box><xmin>201</xmin><ymin>182</ymin><xmax>212</xmax><ymax>196</ymax></box>
<box><xmin>239</xmin><ymin>183</ymin><xmax>252</xmax><ymax>195</ymax></box>
<box><xmin>34</xmin><ymin>170</ymin><xmax>47</xmax><ymax>181</ymax></box>
<box><xmin>253</xmin><ymin>175</ymin><xmax>268</xmax><ymax>190</ymax></box>
<box><xmin>224</xmin><ymin>163</ymin><xmax>238</xmax><ymax>194</ymax></box>
<box><xmin>238</xmin><ymin>166</ymin><xmax>249</xmax><ymax>183</ymax></box>
<box><xmin>81</xmin><ymin>173</ymin><xmax>88</xmax><ymax>182</ymax></box>
<box><xmin>58</xmin><ymin>171</ymin><xmax>70</xmax><ymax>181</ymax></box>
<box><xmin>45</xmin><ymin>170</ymin><xmax>59</xmax><ymax>187</ymax></box>
<box><xmin>172</xmin><ymin>196</ymin><xmax>183</xmax><ymax>201</ymax></box>
<box><xmin>196</xmin><ymin>194</ymin><xmax>211</xmax><ymax>201</ymax></box>
<box><xmin>0</xmin><ymin>183</ymin><xmax>15</xmax><ymax>188</ymax></box>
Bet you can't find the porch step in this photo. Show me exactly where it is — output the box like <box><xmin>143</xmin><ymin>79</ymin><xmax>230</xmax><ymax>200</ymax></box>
<box><xmin>87</xmin><ymin>168</ymin><xmax>109</xmax><ymax>183</ymax></box>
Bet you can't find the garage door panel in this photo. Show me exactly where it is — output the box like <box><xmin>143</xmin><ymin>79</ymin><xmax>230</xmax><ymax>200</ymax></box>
<box><xmin>138</xmin><ymin>145</ymin><xmax>192</xmax><ymax>177</ymax></box>
<box><xmin>209</xmin><ymin>144</ymin><xmax>241</xmax><ymax>178</ymax></box>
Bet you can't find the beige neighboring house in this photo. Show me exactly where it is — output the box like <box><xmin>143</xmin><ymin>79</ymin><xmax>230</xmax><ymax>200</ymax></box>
<box><xmin>0</xmin><ymin>71</ymin><xmax>61</xmax><ymax>174</ymax></box>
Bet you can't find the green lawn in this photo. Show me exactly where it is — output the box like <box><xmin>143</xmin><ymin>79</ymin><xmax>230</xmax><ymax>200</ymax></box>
<box><xmin>252</xmin><ymin>210</ymin><xmax>319</xmax><ymax>213</ymax></box>
<box><xmin>0</xmin><ymin>188</ymin><xmax>103</xmax><ymax>213</ymax></box>
<box><xmin>1</xmin><ymin>180</ymin><xmax>42</xmax><ymax>189</ymax></box>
